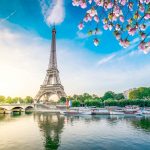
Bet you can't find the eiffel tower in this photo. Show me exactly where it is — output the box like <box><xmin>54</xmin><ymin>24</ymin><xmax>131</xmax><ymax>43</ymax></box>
<box><xmin>35</xmin><ymin>26</ymin><xmax>66</xmax><ymax>102</ymax></box>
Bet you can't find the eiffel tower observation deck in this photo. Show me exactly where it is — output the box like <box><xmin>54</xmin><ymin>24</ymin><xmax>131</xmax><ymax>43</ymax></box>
<box><xmin>35</xmin><ymin>26</ymin><xmax>66</xmax><ymax>102</ymax></box>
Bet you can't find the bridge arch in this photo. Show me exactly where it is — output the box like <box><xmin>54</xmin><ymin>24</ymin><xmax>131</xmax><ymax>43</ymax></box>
<box><xmin>36</xmin><ymin>91</ymin><xmax>60</xmax><ymax>102</ymax></box>
<box><xmin>25</xmin><ymin>106</ymin><xmax>34</xmax><ymax>110</ymax></box>
<box><xmin>11</xmin><ymin>106</ymin><xmax>24</xmax><ymax>112</ymax></box>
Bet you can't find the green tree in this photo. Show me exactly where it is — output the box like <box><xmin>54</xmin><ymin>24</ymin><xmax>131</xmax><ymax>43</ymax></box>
<box><xmin>129</xmin><ymin>87</ymin><xmax>150</xmax><ymax>99</ymax></box>
<box><xmin>59</xmin><ymin>97</ymin><xmax>66</xmax><ymax>103</ymax></box>
<box><xmin>12</xmin><ymin>97</ymin><xmax>22</xmax><ymax>103</ymax></box>
<box><xmin>102</xmin><ymin>91</ymin><xmax>115</xmax><ymax>100</ymax></box>
<box><xmin>24</xmin><ymin>96</ymin><xmax>33</xmax><ymax>103</ymax></box>
<box><xmin>72</xmin><ymin>100</ymin><xmax>80</xmax><ymax>107</ymax></box>
<box><xmin>5</xmin><ymin>96</ymin><xmax>13</xmax><ymax>104</ymax></box>
<box><xmin>115</xmin><ymin>93</ymin><xmax>125</xmax><ymax>100</ymax></box>
<box><xmin>0</xmin><ymin>96</ymin><xmax>5</xmax><ymax>103</ymax></box>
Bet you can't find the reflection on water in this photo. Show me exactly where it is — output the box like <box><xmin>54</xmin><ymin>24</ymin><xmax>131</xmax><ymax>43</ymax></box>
<box><xmin>131</xmin><ymin>117</ymin><xmax>150</xmax><ymax>132</ymax></box>
<box><xmin>0</xmin><ymin>113</ymin><xmax>150</xmax><ymax>150</ymax></box>
<box><xmin>34</xmin><ymin>113</ymin><xmax>64</xmax><ymax>150</ymax></box>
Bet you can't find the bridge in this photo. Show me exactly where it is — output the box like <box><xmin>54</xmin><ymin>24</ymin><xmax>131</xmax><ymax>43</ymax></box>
<box><xmin>0</xmin><ymin>104</ymin><xmax>34</xmax><ymax>114</ymax></box>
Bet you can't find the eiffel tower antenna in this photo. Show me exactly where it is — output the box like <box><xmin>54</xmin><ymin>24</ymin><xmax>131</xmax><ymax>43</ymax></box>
<box><xmin>35</xmin><ymin>26</ymin><xmax>66</xmax><ymax>102</ymax></box>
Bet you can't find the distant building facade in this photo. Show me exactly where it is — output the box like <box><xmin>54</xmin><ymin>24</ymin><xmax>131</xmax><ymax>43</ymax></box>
<box><xmin>123</xmin><ymin>88</ymin><xmax>137</xmax><ymax>99</ymax></box>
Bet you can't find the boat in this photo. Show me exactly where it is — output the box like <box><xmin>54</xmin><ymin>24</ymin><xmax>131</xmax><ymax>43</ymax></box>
<box><xmin>91</xmin><ymin>108</ymin><xmax>109</xmax><ymax>115</ymax></box>
<box><xmin>79</xmin><ymin>108</ymin><xmax>92</xmax><ymax>115</ymax></box>
<box><xmin>142</xmin><ymin>108</ymin><xmax>150</xmax><ymax>115</ymax></box>
<box><xmin>123</xmin><ymin>106</ymin><xmax>142</xmax><ymax>115</ymax></box>
<box><xmin>109</xmin><ymin>108</ymin><xmax>124</xmax><ymax>115</ymax></box>
<box><xmin>61</xmin><ymin>109</ymin><xmax>80</xmax><ymax>115</ymax></box>
<box><xmin>61</xmin><ymin>108</ymin><xmax>92</xmax><ymax>115</ymax></box>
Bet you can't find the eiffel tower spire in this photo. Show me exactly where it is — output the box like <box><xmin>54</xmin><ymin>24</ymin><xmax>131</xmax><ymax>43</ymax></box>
<box><xmin>35</xmin><ymin>27</ymin><xmax>66</xmax><ymax>102</ymax></box>
<box><xmin>49</xmin><ymin>26</ymin><xmax>57</xmax><ymax>69</ymax></box>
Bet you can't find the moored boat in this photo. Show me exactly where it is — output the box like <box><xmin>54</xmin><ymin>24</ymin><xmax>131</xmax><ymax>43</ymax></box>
<box><xmin>109</xmin><ymin>108</ymin><xmax>124</xmax><ymax>115</ymax></box>
<box><xmin>79</xmin><ymin>108</ymin><xmax>92</xmax><ymax>115</ymax></box>
<box><xmin>142</xmin><ymin>108</ymin><xmax>150</xmax><ymax>115</ymax></box>
<box><xmin>123</xmin><ymin>106</ymin><xmax>142</xmax><ymax>115</ymax></box>
<box><xmin>91</xmin><ymin>108</ymin><xmax>109</xmax><ymax>115</ymax></box>
<box><xmin>61</xmin><ymin>108</ymin><xmax>92</xmax><ymax>115</ymax></box>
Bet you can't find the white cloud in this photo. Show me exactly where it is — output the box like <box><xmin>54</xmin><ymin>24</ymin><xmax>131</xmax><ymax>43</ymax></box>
<box><xmin>97</xmin><ymin>54</ymin><xmax>116</xmax><ymax>65</ymax></box>
<box><xmin>40</xmin><ymin>0</ymin><xmax>65</xmax><ymax>26</ymax></box>
<box><xmin>77</xmin><ymin>30</ymin><xmax>103</xmax><ymax>39</ymax></box>
<box><xmin>97</xmin><ymin>38</ymin><xmax>141</xmax><ymax>66</ymax></box>
<box><xmin>0</xmin><ymin>11</ymin><xmax>16</xmax><ymax>23</ymax></box>
<box><xmin>77</xmin><ymin>31</ymin><xmax>89</xmax><ymax>39</ymax></box>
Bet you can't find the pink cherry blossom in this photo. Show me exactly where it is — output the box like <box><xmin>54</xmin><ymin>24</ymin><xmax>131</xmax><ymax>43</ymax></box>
<box><xmin>144</xmin><ymin>13</ymin><xmax>150</xmax><ymax>20</ymax></box>
<box><xmin>128</xmin><ymin>28</ymin><xmax>136</xmax><ymax>36</ymax></box>
<box><xmin>103</xmin><ymin>24</ymin><xmax>109</xmax><ymax>30</ymax></box>
<box><xmin>119</xmin><ymin>15</ymin><xmax>124</xmax><ymax>22</ymax></box>
<box><xmin>139</xmin><ymin>5</ymin><xmax>145</xmax><ymax>12</ymax></box>
<box><xmin>72</xmin><ymin>0</ymin><xmax>80</xmax><ymax>6</ymax></box>
<box><xmin>115</xmin><ymin>33</ymin><xmax>121</xmax><ymax>40</ymax></box>
<box><xmin>84</xmin><ymin>13</ymin><xmax>92</xmax><ymax>22</ymax></box>
<box><xmin>88</xmin><ymin>0</ymin><xmax>92</xmax><ymax>4</ymax></box>
<box><xmin>94</xmin><ymin>15</ymin><xmax>99</xmax><ymax>22</ymax></box>
<box><xmin>140</xmin><ymin>33</ymin><xmax>146</xmax><ymax>40</ymax></box>
<box><xmin>107</xmin><ymin>2</ymin><xmax>113</xmax><ymax>9</ymax></box>
<box><xmin>80</xmin><ymin>1</ymin><xmax>87</xmax><ymax>9</ymax></box>
<box><xmin>109</xmin><ymin>24</ymin><xmax>113</xmax><ymax>31</ymax></box>
<box><xmin>78</xmin><ymin>22</ymin><xmax>84</xmax><ymax>30</ymax></box>
<box><xmin>115</xmin><ymin>24</ymin><xmax>121</xmax><ymax>31</ymax></box>
<box><xmin>102</xmin><ymin>18</ymin><xmax>108</xmax><ymax>24</ymax></box>
<box><xmin>94</xmin><ymin>0</ymin><xmax>103</xmax><ymax>6</ymax></box>
<box><xmin>93</xmin><ymin>38</ymin><xmax>99</xmax><ymax>46</ymax></box>
<box><xmin>120</xmin><ymin>0</ymin><xmax>127</xmax><ymax>6</ymax></box>
<box><xmin>139</xmin><ymin>42</ymin><xmax>150</xmax><ymax>54</ymax></box>
<box><xmin>87</xmin><ymin>7</ymin><xmax>97</xmax><ymax>17</ymax></box>
<box><xmin>119</xmin><ymin>39</ymin><xmax>130</xmax><ymax>48</ymax></box>
<box><xmin>145</xmin><ymin>0</ymin><xmax>150</xmax><ymax>4</ymax></box>
<box><xmin>129</xmin><ymin>2</ymin><xmax>133</xmax><ymax>11</ymax></box>
<box><xmin>140</xmin><ymin>24</ymin><xmax>146</xmax><ymax>31</ymax></box>
<box><xmin>113</xmin><ymin>6</ymin><xmax>120</xmax><ymax>16</ymax></box>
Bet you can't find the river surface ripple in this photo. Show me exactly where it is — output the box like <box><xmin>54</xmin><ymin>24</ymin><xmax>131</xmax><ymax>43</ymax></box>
<box><xmin>0</xmin><ymin>113</ymin><xmax>150</xmax><ymax>150</ymax></box>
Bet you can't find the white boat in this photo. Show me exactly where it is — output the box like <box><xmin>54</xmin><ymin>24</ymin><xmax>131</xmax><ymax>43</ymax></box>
<box><xmin>142</xmin><ymin>108</ymin><xmax>150</xmax><ymax>115</ymax></box>
<box><xmin>109</xmin><ymin>108</ymin><xmax>124</xmax><ymax>115</ymax></box>
<box><xmin>124</xmin><ymin>106</ymin><xmax>142</xmax><ymax>115</ymax></box>
<box><xmin>61</xmin><ymin>108</ymin><xmax>92</xmax><ymax>115</ymax></box>
<box><xmin>91</xmin><ymin>108</ymin><xmax>109</xmax><ymax>115</ymax></box>
<box><xmin>79</xmin><ymin>108</ymin><xmax>92</xmax><ymax>115</ymax></box>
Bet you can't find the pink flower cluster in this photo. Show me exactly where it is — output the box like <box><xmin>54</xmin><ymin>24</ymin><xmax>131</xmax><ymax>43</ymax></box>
<box><xmin>73</xmin><ymin>0</ymin><xmax>150</xmax><ymax>53</ymax></box>
<box><xmin>139</xmin><ymin>42</ymin><xmax>150</xmax><ymax>54</ymax></box>
<box><xmin>78</xmin><ymin>22</ymin><xmax>84</xmax><ymax>30</ymax></box>
<box><xmin>119</xmin><ymin>39</ymin><xmax>130</xmax><ymax>48</ymax></box>
<box><xmin>72</xmin><ymin>0</ymin><xmax>87</xmax><ymax>9</ymax></box>
<box><xmin>93</xmin><ymin>38</ymin><xmax>99</xmax><ymax>46</ymax></box>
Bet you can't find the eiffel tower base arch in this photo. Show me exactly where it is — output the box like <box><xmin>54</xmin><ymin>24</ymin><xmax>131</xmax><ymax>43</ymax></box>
<box><xmin>35</xmin><ymin>85</ymin><xmax>66</xmax><ymax>103</ymax></box>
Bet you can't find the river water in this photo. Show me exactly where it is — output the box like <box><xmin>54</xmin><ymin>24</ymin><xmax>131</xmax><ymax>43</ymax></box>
<box><xmin>0</xmin><ymin>112</ymin><xmax>150</xmax><ymax>150</ymax></box>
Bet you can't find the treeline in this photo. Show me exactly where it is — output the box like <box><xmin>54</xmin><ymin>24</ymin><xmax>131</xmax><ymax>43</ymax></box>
<box><xmin>60</xmin><ymin>87</ymin><xmax>150</xmax><ymax>107</ymax></box>
<box><xmin>0</xmin><ymin>96</ymin><xmax>33</xmax><ymax>104</ymax></box>
<box><xmin>129</xmin><ymin>87</ymin><xmax>150</xmax><ymax>99</ymax></box>
<box><xmin>71</xmin><ymin>99</ymin><xmax>150</xmax><ymax>107</ymax></box>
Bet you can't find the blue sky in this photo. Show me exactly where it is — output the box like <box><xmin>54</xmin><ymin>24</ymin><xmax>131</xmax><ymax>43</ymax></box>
<box><xmin>0</xmin><ymin>0</ymin><xmax>150</xmax><ymax>97</ymax></box>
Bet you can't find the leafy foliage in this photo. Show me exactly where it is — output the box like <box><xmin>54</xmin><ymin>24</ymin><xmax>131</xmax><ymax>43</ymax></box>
<box><xmin>66</xmin><ymin>88</ymin><xmax>150</xmax><ymax>107</ymax></box>
<box><xmin>59</xmin><ymin>97</ymin><xmax>66</xmax><ymax>103</ymax></box>
<box><xmin>0</xmin><ymin>96</ymin><xmax>33</xmax><ymax>104</ymax></box>
<box><xmin>102</xmin><ymin>91</ymin><xmax>115</xmax><ymax>100</ymax></box>
<box><xmin>129</xmin><ymin>87</ymin><xmax>150</xmax><ymax>99</ymax></box>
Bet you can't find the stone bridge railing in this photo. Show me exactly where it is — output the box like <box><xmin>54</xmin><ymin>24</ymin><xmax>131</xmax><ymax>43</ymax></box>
<box><xmin>0</xmin><ymin>104</ymin><xmax>34</xmax><ymax>114</ymax></box>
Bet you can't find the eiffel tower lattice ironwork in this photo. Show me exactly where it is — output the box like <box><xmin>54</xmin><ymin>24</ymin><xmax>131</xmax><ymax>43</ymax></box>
<box><xmin>35</xmin><ymin>27</ymin><xmax>66</xmax><ymax>102</ymax></box>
